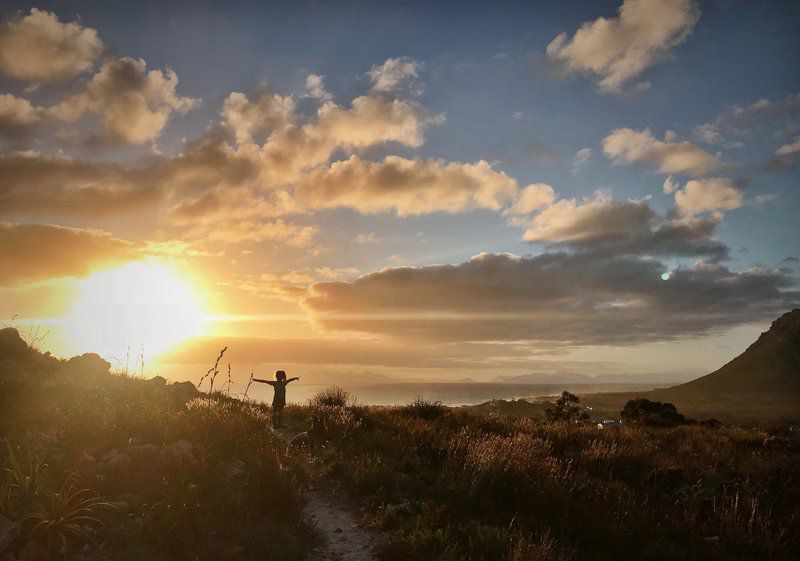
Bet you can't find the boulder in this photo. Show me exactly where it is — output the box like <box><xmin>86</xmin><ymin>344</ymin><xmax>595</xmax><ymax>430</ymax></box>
<box><xmin>127</xmin><ymin>444</ymin><xmax>160</xmax><ymax>461</ymax></box>
<box><xmin>158</xmin><ymin>439</ymin><xmax>200</xmax><ymax>468</ymax></box>
<box><xmin>0</xmin><ymin>328</ymin><xmax>27</xmax><ymax>359</ymax></box>
<box><xmin>146</xmin><ymin>375</ymin><xmax>167</xmax><ymax>386</ymax></box>
<box><xmin>63</xmin><ymin>353</ymin><xmax>110</xmax><ymax>380</ymax></box>
<box><xmin>171</xmin><ymin>380</ymin><xmax>198</xmax><ymax>398</ymax></box>
<box><xmin>101</xmin><ymin>449</ymin><xmax>131</xmax><ymax>472</ymax></box>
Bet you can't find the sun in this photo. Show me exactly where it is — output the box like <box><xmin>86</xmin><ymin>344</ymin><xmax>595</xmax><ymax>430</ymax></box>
<box><xmin>64</xmin><ymin>261</ymin><xmax>208</xmax><ymax>365</ymax></box>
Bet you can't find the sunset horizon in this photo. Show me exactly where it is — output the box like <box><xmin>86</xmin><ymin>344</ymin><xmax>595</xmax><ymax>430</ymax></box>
<box><xmin>1</xmin><ymin>0</ymin><xmax>798</xmax><ymax>390</ymax></box>
<box><xmin>2</xmin><ymin>2</ymin><xmax>799</xmax><ymax>560</ymax></box>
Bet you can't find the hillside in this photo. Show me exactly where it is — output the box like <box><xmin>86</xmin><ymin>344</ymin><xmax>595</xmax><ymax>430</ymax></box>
<box><xmin>583</xmin><ymin>309</ymin><xmax>800</xmax><ymax>422</ymax></box>
<box><xmin>661</xmin><ymin>308</ymin><xmax>800</xmax><ymax>399</ymax></box>
<box><xmin>1</xmin><ymin>327</ymin><xmax>799</xmax><ymax>559</ymax></box>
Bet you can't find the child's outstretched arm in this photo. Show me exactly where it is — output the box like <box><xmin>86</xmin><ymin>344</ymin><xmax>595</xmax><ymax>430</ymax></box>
<box><xmin>253</xmin><ymin>378</ymin><xmax>277</xmax><ymax>386</ymax></box>
<box><xmin>287</xmin><ymin>377</ymin><xmax>300</xmax><ymax>383</ymax></box>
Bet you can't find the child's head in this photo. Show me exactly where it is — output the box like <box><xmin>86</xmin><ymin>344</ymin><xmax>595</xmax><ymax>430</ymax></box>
<box><xmin>275</xmin><ymin>370</ymin><xmax>286</xmax><ymax>381</ymax></box>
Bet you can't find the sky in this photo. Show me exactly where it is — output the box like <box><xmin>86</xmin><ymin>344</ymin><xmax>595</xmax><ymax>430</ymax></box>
<box><xmin>1</xmin><ymin>0</ymin><xmax>798</xmax><ymax>385</ymax></box>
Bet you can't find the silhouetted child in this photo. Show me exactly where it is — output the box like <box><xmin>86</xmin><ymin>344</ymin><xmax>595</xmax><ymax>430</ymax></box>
<box><xmin>253</xmin><ymin>370</ymin><xmax>299</xmax><ymax>428</ymax></box>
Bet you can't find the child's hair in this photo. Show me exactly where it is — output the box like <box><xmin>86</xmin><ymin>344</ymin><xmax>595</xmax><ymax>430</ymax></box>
<box><xmin>275</xmin><ymin>370</ymin><xmax>287</xmax><ymax>380</ymax></box>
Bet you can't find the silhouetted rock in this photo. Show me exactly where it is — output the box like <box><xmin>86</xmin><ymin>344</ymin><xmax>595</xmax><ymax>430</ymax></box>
<box><xmin>0</xmin><ymin>327</ymin><xmax>27</xmax><ymax>358</ymax></box>
<box><xmin>146</xmin><ymin>375</ymin><xmax>167</xmax><ymax>385</ymax></box>
<box><xmin>170</xmin><ymin>380</ymin><xmax>200</xmax><ymax>406</ymax></box>
<box><xmin>63</xmin><ymin>353</ymin><xmax>111</xmax><ymax>380</ymax></box>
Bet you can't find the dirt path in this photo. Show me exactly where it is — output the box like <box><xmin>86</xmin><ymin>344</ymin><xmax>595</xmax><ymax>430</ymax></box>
<box><xmin>274</xmin><ymin>428</ymin><xmax>381</xmax><ymax>561</ymax></box>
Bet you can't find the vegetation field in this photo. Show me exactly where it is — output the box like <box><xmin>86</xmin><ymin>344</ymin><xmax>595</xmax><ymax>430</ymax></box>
<box><xmin>1</xmin><ymin>329</ymin><xmax>799</xmax><ymax>561</ymax></box>
<box><xmin>289</xmin><ymin>392</ymin><xmax>800</xmax><ymax>561</ymax></box>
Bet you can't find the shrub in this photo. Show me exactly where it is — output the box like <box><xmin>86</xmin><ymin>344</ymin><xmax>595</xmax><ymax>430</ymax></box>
<box><xmin>309</xmin><ymin>386</ymin><xmax>351</xmax><ymax>409</ymax></box>
<box><xmin>403</xmin><ymin>398</ymin><xmax>448</xmax><ymax>421</ymax></box>
<box><xmin>620</xmin><ymin>398</ymin><xmax>687</xmax><ymax>427</ymax></box>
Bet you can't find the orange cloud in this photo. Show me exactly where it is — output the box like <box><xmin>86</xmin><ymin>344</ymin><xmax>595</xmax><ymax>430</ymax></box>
<box><xmin>0</xmin><ymin>222</ymin><xmax>139</xmax><ymax>285</ymax></box>
<box><xmin>0</xmin><ymin>8</ymin><xmax>102</xmax><ymax>82</ymax></box>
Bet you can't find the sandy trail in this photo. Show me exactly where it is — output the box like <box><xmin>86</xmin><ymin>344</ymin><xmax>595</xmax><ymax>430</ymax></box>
<box><xmin>304</xmin><ymin>490</ymin><xmax>380</xmax><ymax>561</ymax></box>
<box><xmin>274</xmin><ymin>427</ymin><xmax>381</xmax><ymax>561</ymax></box>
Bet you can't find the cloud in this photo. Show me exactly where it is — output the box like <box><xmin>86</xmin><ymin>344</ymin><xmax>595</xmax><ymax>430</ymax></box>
<box><xmin>0</xmin><ymin>89</ymin><xmax>449</xmax><ymax>229</ymax></box>
<box><xmin>0</xmin><ymin>8</ymin><xmax>102</xmax><ymax>82</ymax></box>
<box><xmin>302</xmin><ymin>252</ymin><xmax>797</xmax><ymax>345</ymax></box>
<box><xmin>546</xmin><ymin>0</ymin><xmax>699</xmax><ymax>92</ymax></box>
<box><xmin>0</xmin><ymin>151</ymin><xmax>163</xmax><ymax>218</ymax></box>
<box><xmin>516</xmin><ymin>192</ymin><xmax>727</xmax><ymax>259</ymax></box>
<box><xmin>506</xmin><ymin>184</ymin><xmax>556</xmax><ymax>215</ymax></box>
<box><xmin>163</xmin><ymin>335</ymin><xmax>539</xmax><ymax>370</ymax></box>
<box><xmin>693</xmin><ymin>93</ymin><xmax>800</xmax><ymax>146</ymax></box>
<box><xmin>292</xmin><ymin>155</ymin><xmax>519</xmax><ymax>216</ymax></box>
<box><xmin>183</xmin><ymin>219</ymin><xmax>319</xmax><ymax>246</ymax></box>
<box><xmin>259</xmin><ymin>94</ymin><xmax>436</xmax><ymax>186</ymax></box>
<box><xmin>0</xmin><ymin>222</ymin><xmax>139</xmax><ymax>285</ymax></box>
<box><xmin>221</xmin><ymin>90</ymin><xmax>294</xmax><ymax>145</ymax></box>
<box><xmin>775</xmin><ymin>137</ymin><xmax>800</xmax><ymax>157</ymax></box>
<box><xmin>51</xmin><ymin>57</ymin><xmax>199</xmax><ymax>145</ymax></box>
<box><xmin>672</xmin><ymin>177</ymin><xmax>743</xmax><ymax>216</ymax></box>
<box><xmin>304</xmin><ymin>74</ymin><xmax>332</xmax><ymax>102</ymax></box>
<box><xmin>368</xmin><ymin>57</ymin><xmax>423</xmax><ymax>96</ymax></box>
<box><xmin>570</xmin><ymin>147</ymin><xmax>591</xmax><ymax>176</ymax></box>
<box><xmin>603</xmin><ymin>127</ymin><xmax>722</xmax><ymax>175</ymax></box>
<box><xmin>0</xmin><ymin>93</ymin><xmax>47</xmax><ymax>140</ymax></box>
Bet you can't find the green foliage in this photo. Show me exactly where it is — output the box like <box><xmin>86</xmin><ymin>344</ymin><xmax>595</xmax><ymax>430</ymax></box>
<box><xmin>621</xmin><ymin>398</ymin><xmax>687</xmax><ymax>427</ymax></box>
<box><xmin>27</xmin><ymin>478</ymin><xmax>111</xmax><ymax>553</ymax></box>
<box><xmin>545</xmin><ymin>391</ymin><xmax>590</xmax><ymax>423</ymax></box>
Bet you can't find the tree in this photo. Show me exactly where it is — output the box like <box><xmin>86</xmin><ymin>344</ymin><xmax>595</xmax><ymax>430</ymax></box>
<box><xmin>620</xmin><ymin>398</ymin><xmax>687</xmax><ymax>427</ymax></box>
<box><xmin>546</xmin><ymin>391</ymin><xmax>590</xmax><ymax>423</ymax></box>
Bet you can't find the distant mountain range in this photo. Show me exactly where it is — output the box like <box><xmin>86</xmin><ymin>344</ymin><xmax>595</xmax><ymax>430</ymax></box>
<box><xmin>490</xmin><ymin>370</ymin><xmax>701</xmax><ymax>386</ymax></box>
<box><xmin>293</xmin><ymin>371</ymin><xmax>478</xmax><ymax>385</ymax></box>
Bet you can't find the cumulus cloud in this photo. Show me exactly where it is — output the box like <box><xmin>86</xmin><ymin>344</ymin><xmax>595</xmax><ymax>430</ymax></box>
<box><xmin>672</xmin><ymin>177</ymin><xmax>744</xmax><ymax>216</ymax></box>
<box><xmin>221</xmin><ymin>90</ymin><xmax>294</xmax><ymax>145</ymax></box>
<box><xmin>516</xmin><ymin>192</ymin><xmax>727</xmax><ymax>259</ymax></box>
<box><xmin>546</xmin><ymin>0</ymin><xmax>699</xmax><ymax>92</ymax></box>
<box><xmin>775</xmin><ymin>137</ymin><xmax>800</xmax><ymax>157</ymax></box>
<box><xmin>603</xmin><ymin>127</ymin><xmax>722</xmax><ymax>176</ymax></box>
<box><xmin>0</xmin><ymin>222</ymin><xmax>138</xmax><ymax>285</ymax></box>
<box><xmin>693</xmin><ymin>93</ymin><xmax>800</xmax><ymax>146</ymax></box>
<box><xmin>302</xmin><ymin>252</ymin><xmax>797</xmax><ymax>345</ymax></box>
<box><xmin>506</xmin><ymin>184</ymin><xmax>556</xmax><ymax>215</ymax></box>
<box><xmin>292</xmin><ymin>155</ymin><xmax>520</xmax><ymax>216</ymax></box>
<box><xmin>0</xmin><ymin>94</ymin><xmax>47</xmax><ymax>140</ymax></box>
<box><xmin>51</xmin><ymin>57</ymin><xmax>199</xmax><ymax>145</ymax></box>
<box><xmin>570</xmin><ymin>147</ymin><xmax>591</xmax><ymax>176</ymax></box>
<box><xmin>259</xmin><ymin>95</ymin><xmax>435</xmax><ymax>186</ymax></box>
<box><xmin>0</xmin><ymin>8</ymin><xmax>102</xmax><ymax>82</ymax></box>
<box><xmin>0</xmin><ymin>88</ymin><xmax>451</xmax><ymax>231</ymax></box>
<box><xmin>304</xmin><ymin>74</ymin><xmax>332</xmax><ymax>102</ymax></box>
<box><xmin>368</xmin><ymin>57</ymin><xmax>423</xmax><ymax>96</ymax></box>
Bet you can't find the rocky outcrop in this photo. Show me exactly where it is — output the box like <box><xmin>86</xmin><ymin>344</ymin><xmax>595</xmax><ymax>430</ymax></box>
<box><xmin>63</xmin><ymin>353</ymin><xmax>111</xmax><ymax>380</ymax></box>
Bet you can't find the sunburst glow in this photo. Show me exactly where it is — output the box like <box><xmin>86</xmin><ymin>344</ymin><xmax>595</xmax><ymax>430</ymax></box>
<box><xmin>64</xmin><ymin>261</ymin><xmax>208</xmax><ymax>364</ymax></box>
